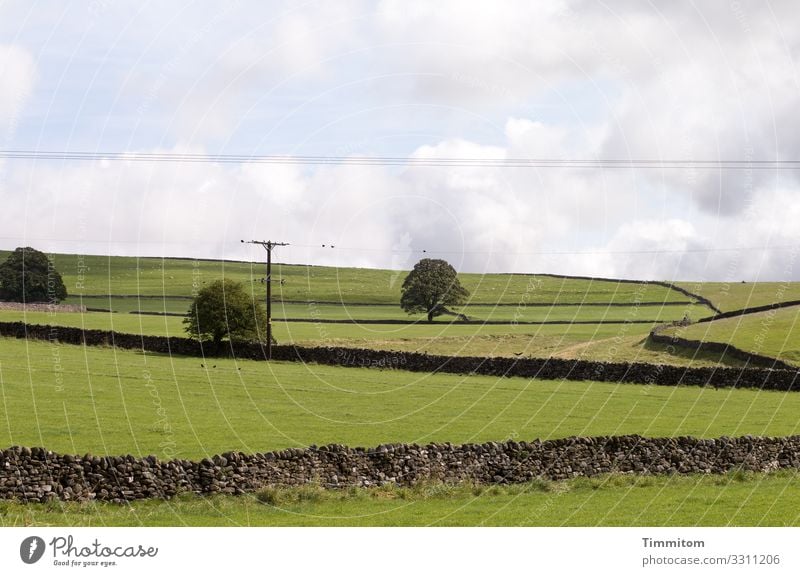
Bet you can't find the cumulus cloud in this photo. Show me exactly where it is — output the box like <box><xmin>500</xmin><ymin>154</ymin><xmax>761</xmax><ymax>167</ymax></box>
<box><xmin>2</xmin><ymin>2</ymin><xmax>800</xmax><ymax>281</ymax></box>
<box><xmin>3</xmin><ymin>123</ymin><xmax>800</xmax><ymax>281</ymax></box>
<box><xmin>0</xmin><ymin>44</ymin><xmax>35</xmax><ymax>142</ymax></box>
<box><xmin>375</xmin><ymin>1</ymin><xmax>800</xmax><ymax>219</ymax></box>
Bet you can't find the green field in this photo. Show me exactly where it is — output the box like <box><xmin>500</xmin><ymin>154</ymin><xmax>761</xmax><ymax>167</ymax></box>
<box><xmin>315</xmin><ymin>324</ymin><xmax>743</xmax><ymax>367</ymax></box>
<box><xmin>237</xmin><ymin>301</ymin><xmax>708</xmax><ymax>323</ymax></box>
<box><xmin>0</xmin><ymin>251</ymin><xmax>732</xmax><ymax>366</ymax></box>
<box><xmin>0</xmin><ymin>338</ymin><xmax>797</xmax><ymax>459</ymax></box>
<box><xmin>664</xmin><ymin>305</ymin><xmax>800</xmax><ymax>366</ymax></box>
<box><xmin>1</xmin><ymin>337</ymin><xmax>799</xmax><ymax>526</ymax></box>
<box><xmin>2</xmin><ymin>251</ymin><xmax>695</xmax><ymax>306</ymax></box>
<box><xmin>3</xmin><ymin>307</ymin><xmax>658</xmax><ymax>345</ymax></box>
<box><xmin>4</xmin><ymin>251</ymin><xmax>800</xmax><ymax>526</ymax></box>
<box><xmin>0</xmin><ymin>309</ymin><xmax>184</xmax><ymax>337</ymax></box>
<box><xmin>67</xmin><ymin>295</ymin><xmax>193</xmax><ymax>314</ymax></box>
<box><xmin>2</xmin><ymin>471</ymin><xmax>799</xmax><ymax>527</ymax></box>
<box><xmin>0</xmin><ymin>308</ymin><xmax>738</xmax><ymax>366</ymax></box>
<box><xmin>676</xmin><ymin>281</ymin><xmax>800</xmax><ymax>313</ymax></box>
<box><xmin>63</xmin><ymin>297</ymin><xmax>708</xmax><ymax>323</ymax></box>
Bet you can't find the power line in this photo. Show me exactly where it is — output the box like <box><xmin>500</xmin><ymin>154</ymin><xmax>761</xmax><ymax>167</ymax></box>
<box><xmin>293</xmin><ymin>243</ymin><xmax>800</xmax><ymax>256</ymax></box>
<box><xmin>1</xmin><ymin>236</ymin><xmax>797</xmax><ymax>256</ymax></box>
<box><xmin>2</xmin><ymin>149</ymin><xmax>800</xmax><ymax>169</ymax></box>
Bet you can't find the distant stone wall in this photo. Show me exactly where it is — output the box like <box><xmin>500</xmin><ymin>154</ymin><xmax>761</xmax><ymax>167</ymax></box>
<box><xmin>653</xmin><ymin>281</ymin><xmax>721</xmax><ymax>314</ymax></box>
<box><xmin>532</xmin><ymin>274</ymin><xmax>721</xmax><ymax>314</ymax></box>
<box><xmin>0</xmin><ymin>302</ymin><xmax>86</xmax><ymax>313</ymax></box>
<box><xmin>696</xmin><ymin>299</ymin><xmax>800</xmax><ymax>324</ymax></box>
<box><xmin>277</xmin><ymin>318</ymin><xmax>659</xmax><ymax>325</ymax></box>
<box><xmin>1</xmin><ymin>435</ymin><xmax>798</xmax><ymax>503</ymax></box>
<box><xmin>1</xmin><ymin>321</ymin><xmax>799</xmax><ymax>391</ymax></box>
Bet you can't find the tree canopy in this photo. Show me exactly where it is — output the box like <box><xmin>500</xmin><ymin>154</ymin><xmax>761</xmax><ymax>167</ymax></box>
<box><xmin>183</xmin><ymin>278</ymin><xmax>269</xmax><ymax>345</ymax></box>
<box><xmin>0</xmin><ymin>247</ymin><xmax>68</xmax><ymax>303</ymax></box>
<box><xmin>400</xmin><ymin>258</ymin><xmax>469</xmax><ymax>321</ymax></box>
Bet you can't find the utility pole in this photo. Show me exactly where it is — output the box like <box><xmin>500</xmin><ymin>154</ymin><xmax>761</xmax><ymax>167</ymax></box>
<box><xmin>241</xmin><ymin>239</ymin><xmax>289</xmax><ymax>359</ymax></box>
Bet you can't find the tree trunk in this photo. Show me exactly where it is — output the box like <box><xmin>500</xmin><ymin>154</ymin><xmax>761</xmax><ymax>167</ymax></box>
<box><xmin>427</xmin><ymin>310</ymin><xmax>434</xmax><ymax>322</ymax></box>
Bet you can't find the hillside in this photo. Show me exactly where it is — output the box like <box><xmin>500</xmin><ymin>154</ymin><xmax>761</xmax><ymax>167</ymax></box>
<box><xmin>675</xmin><ymin>281</ymin><xmax>800</xmax><ymax>313</ymax></box>
<box><xmin>664</xmin><ymin>304</ymin><xmax>800</xmax><ymax>366</ymax></box>
<box><xmin>0</xmin><ymin>251</ymin><xmax>755</xmax><ymax>367</ymax></box>
<box><xmin>0</xmin><ymin>251</ymin><xmax>694</xmax><ymax>306</ymax></box>
<box><xmin>1</xmin><ymin>338</ymin><xmax>797</xmax><ymax>459</ymax></box>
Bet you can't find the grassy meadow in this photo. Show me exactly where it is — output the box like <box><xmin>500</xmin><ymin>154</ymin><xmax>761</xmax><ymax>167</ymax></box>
<box><xmin>1</xmin><ymin>336</ymin><xmax>800</xmax><ymax>527</ymax></box>
<box><xmin>0</xmin><ymin>338</ymin><xmax>797</xmax><ymax>460</ymax></box>
<box><xmin>3</xmin><ymin>251</ymin><xmax>800</xmax><ymax>526</ymax></box>
<box><xmin>0</xmin><ymin>251</ymin><xmax>694</xmax><ymax>306</ymax></box>
<box><xmin>664</xmin><ymin>305</ymin><xmax>800</xmax><ymax>366</ymax></box>
<box><xmin>3</xmin><ymin>471</ymin><xmax>800</xmax><ymax>527</ymax></box>
<box><xmin>0</xmin><ymin>306</ymin><xmax>739</xmax><ymax>367</ymax></box>
<box><xmin>676</xmin><ymin>281</ymin><xmax>800</xmax><ymax>312</ymax></box>
<box><xmin>0</xmin><ymin>251</ymin><xmax>741</xmax><ymax>366</ymax></box>
<box><xmin>63</xmin><ymin>297</ymin><xmax>709</xmax><ymax>323</ymax></box>
<box><xmin>0</xmin><ymin>252</ymin><xmax>721</xmax><ymax>366</ymax></box>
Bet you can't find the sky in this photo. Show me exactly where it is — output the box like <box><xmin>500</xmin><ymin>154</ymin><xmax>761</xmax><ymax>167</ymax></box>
<box><xmin>1</xmin><ymin>0</ymin><xmax>799</xmax><ymax>281</ymax></box>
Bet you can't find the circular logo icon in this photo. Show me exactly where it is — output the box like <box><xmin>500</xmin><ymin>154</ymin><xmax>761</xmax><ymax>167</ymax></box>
<box><xmin>20</xmin><ymin>536</ymin><xmax>46</xmax><ymax>564</ymax></box>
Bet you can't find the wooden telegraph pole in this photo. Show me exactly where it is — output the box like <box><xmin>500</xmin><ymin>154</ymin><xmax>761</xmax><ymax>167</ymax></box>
<box><xmin>241</xmin><ymin>239</ymin><xmax>289</xmax><ymax>359</ymax></box>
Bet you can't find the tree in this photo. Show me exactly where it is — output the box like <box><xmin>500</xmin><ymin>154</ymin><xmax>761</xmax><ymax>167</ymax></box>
<box><xmin>183</xmin><ymin>279</ymin><xmax>270</xmax><ymax>345</ymax></box>
<box><xmin>0</xmin><ymin>246</ymin><xmax>67</xmax><ymax>303</ymax></box>
<box><xmin>400</xmin><ymin>258</ymin><xmax>469</xmax><ymax>321</ymax></box>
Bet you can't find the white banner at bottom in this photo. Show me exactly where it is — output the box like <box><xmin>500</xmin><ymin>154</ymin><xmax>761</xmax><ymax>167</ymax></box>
<box><xmin>0</xmin><ymin>527</ymin><xmax>796</xmax><ymax>575</ymax></box>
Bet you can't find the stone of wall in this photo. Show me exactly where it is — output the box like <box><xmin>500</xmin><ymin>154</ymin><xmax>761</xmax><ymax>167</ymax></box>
<box><xmin>1</xmin><ymin>435</ymin><xmax>798</xmax><ymax>503</ymax></box>
<box><xmin>2</xmin><ymin>321</ymin><xmax>799</xmax><ymax>391</ymax></box>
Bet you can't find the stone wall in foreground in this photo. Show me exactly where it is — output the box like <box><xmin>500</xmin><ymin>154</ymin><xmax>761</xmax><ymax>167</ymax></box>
<box><xmin>1</xmin><ymin>435</ymin><xmax>798</xmax><ymax>503</ymax></box>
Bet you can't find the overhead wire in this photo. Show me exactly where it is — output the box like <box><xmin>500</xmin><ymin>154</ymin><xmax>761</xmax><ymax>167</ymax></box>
<box><xmin>2</xmin><ymin>149</ymin><xmax>800</xmax><ymax>169</ymax></box>
<box><xmin>2</xmin><ymin>149</ymin><xmax>797</xmax><ymax>257</ymax></box>
<box><xmin>0</xmin><ymin>236</ymin><xmax>796</xmax><ymax>257</ymax></box>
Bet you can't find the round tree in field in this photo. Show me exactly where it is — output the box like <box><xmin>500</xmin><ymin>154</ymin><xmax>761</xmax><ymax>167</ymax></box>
<box><xmin>400</xmin><ymin>258</ymin><xmax>469</xmax><ymax>321</ymax></box>
<box><xmin>184</xmin><ymin>278</ymin><xmax>270</xmax><ymax>345</ymax></box>
<box><xmin>0</xmin><ymin>246</ymin><xmax>68</xmax><ymax>303</ymax></box>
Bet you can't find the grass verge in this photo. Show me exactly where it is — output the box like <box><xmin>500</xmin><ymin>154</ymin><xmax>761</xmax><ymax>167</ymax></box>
<box><xmin>2</xmin><ymin>470</ymin><xmax>798</xmax><ymax>526</ymax></box>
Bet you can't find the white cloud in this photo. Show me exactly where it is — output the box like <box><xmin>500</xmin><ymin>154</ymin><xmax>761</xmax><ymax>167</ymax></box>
<box><xmin>0</xmin><ymin>44</ymin><xmax>35</xmax><ymax>140</ymax></box>
<box><xmin>2</xmin><ymin>2</ymin><xmax>800</xmax><ymax>281</ymax></box>
<box><xmin>3</xmin><ymin>122</ymin><xmax>800</xmax><ymax>281</ymax></box>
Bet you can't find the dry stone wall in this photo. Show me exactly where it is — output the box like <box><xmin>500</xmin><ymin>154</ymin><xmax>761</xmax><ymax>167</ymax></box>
<box><xmin>533</xmin><ymin>274</ymin><xmax>721</xmax><ymax>314</ymax></box>
<box><xmin>696</xmin><ymin>299</ymin><xmax>800</xmax><ymax>323</ymax></box>
<box><xmin>2</xmin><ymin>321</ymin><xmax>799</xmax><ymax>391</ymax></box>
<box><xmin>1</xmin><ymin>435</ymin><xmax>798</xmax><ymax>503</ymax></box>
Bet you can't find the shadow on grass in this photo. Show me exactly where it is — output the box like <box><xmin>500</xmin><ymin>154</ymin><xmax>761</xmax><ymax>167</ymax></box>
<box><xmin>640</xmin><ymin>337</ymin><xmax>747</xmax><ymax>368</ymax></box>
